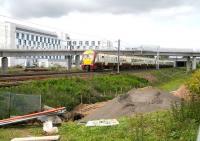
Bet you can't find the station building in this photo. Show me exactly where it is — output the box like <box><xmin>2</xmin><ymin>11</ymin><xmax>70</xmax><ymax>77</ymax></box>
<box><xmin>0</xmin><ymin>21</ymin><xmax>114</xmax><ymax>68</ymax></box>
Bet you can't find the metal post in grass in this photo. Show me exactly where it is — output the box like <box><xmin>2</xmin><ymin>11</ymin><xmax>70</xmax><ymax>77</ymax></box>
<box><xmin>8</xmin><ymin>93</ymin><xmax>11</xmax><ymax>118</ymax></box>
<box><xmin>117</xmin><ymin>39</ymin><xmax>120</xmax><ymax>74</ymax></box>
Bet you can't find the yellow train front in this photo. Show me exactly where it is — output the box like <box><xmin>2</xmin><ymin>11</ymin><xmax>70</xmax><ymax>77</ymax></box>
<box><xmin>81</xmin><ymin>50</ymin><xmax>97</xmax><ymax>71</ymax></box>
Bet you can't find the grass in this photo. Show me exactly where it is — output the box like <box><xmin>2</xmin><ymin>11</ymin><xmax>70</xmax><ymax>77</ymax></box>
<box><xmin>152</xmin><ymin>68</ymin><xmax>190</xmax><ymax>92</ymax></box>
<box><xmin>132</xmin><ymin>68</ymin><xmax>190</xmax><ymax>92</ymax></box>
<box><xmin>0</xmin><ymin>111</ymin><xmax>198</xmax><ymax>141</ymax></box>
<box><xmin>0</xmin><ymin>74</ymin><xmax>148</xmax><ymax>112</ymax></box>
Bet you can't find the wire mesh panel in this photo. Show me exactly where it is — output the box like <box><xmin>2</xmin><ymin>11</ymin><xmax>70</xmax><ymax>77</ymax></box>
<box><xmin>0</xmin><ymin>93</ymin><xmax>41</xmax><ymax>119</ymax></box>
<box><xmin>0</xmin><ymin>94</ymin><xmax>10</xmax><ymax>119</ymax></box>
<box><xmin>10</xmin><ymin>94</ymin><xmax>42</xmax><ymax>116</ymax></box>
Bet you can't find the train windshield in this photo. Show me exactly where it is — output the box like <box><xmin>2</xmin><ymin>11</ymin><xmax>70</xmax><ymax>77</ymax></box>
<box><xmin>82</xmin><ymin>54</ymin><xmax>94</xmax><ymax>59</ymax></box>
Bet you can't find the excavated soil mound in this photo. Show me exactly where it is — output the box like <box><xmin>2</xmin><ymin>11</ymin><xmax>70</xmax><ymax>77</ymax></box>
<box><xmin>172</xmin><ymin>85</ymin><xmax>191</xmax><ymax>100</ymax></box>
<box><xmin>73</xmin><ymin>101</ymin><xmax>108</xmax><ymax>117</ymax></box>
<box><xmin>81</xmin><ymin>87</ymin><xmax>180</xmax><ymax>121</ymax></box>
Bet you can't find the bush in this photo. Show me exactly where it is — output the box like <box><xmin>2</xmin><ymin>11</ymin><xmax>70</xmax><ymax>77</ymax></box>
<box><xmin>187</xmin><ymin>70</ymin><xmax>200</xmax><ymax>96</ymax></box>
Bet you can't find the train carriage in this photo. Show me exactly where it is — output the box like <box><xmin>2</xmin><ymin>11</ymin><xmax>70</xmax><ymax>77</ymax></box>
<box><xmin>81</xmin><ymin>50</ymin><xmax>174</xmax><ymax>71</ymax></box>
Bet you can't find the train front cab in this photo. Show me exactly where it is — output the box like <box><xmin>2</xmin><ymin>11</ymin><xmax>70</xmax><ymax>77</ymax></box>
<box><xmin>81</xmin><ymin>50</ymin><xmax>96</xmax><ymax>71</ymax></box>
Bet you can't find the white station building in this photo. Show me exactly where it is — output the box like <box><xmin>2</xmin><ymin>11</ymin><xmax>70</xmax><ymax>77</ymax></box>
<box><xmin>0</xmin><ymin>21</ymin><xmax>114</xmax><ymax>68</ymax></box>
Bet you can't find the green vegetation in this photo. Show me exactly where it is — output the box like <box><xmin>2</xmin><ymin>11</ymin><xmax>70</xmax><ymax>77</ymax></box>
<box><xmin>0</xmin><ymin>111</ymin><xmax>198</xmax><ymax>141</ymax></box>
<box><xmin>0</xmin><ymin>74</ymin><xmax>148</xmax><ymax>111</ymax></box>
<box><xmin>0</xmin><ymin>68</ymin><xmax>198</xmax><ymax>141</ymax></box>
<box><xmin>152</xmin><ymin>68</ymin><xmax>190</xmax><ymax>91</ymax></box>
<box><xmin>187</xmin><ymin>69</ymin><xmax>200</xmax><ymax>96</ymax></box>
<box><xmin>133</xmin><ymin>68</ymin><xmax>190</xmax><ymax>92</ymax></box>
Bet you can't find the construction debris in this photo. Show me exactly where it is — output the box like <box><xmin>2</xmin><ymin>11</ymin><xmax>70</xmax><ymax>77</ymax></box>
<box><xmin>86</xmin><ymin>119</ymin><xmax>119</xmax><ymax>127</ymax></box>
<box><xmin>39</xmin><ymin>115</ymin><xmax>62</xmax><ymax>125</ymax></box>
<box><xmin>43</xmin><ymin>121</ymin><xmax>59</xmax><ymax>134</ymax></box>
<box><xmin>0</xmin><ymin>107</ymin><xmax>66</xmax><ymax>126</ymax></box>
<box><xmin>11</xmin><ymin>135</ymin><xmax>60</xmax><ymax>141</ymax></box>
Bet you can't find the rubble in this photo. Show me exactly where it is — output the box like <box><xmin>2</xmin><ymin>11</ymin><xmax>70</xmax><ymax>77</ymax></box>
<box><xmin>86</xmin><ymin>119</ymin><xmax>119</xmax><ymax>127</ymax></box>
<box><xmin>0</xmin><ymin>107</ymin><xmax>66</xmax><ymax>126</ymax></box>
<box><xmin>43</xmin><ymin>121</ymin><xmax>59</xmax><ymax>134</ymax></box>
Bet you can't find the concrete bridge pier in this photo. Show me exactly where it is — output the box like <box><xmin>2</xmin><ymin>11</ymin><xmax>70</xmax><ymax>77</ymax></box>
<box><xmin>192</xmin><ymin>56</ymin><xmax>197</xmax><ymax>70</ymax></box>
<box><xmin>1</xmin><ymin>57</ymin><xmax>8</xmax><ymax>74</ymax></box>
<box><xmin>186</xmin><ymin>56</ymin><xmax>191</xmax><ymax>72</ymax></box>
<box><xmin>75</xmin><ymin>55</ymin><xmax>81</xmax><ymax>68</ymax></box>
<box><xmin>66</xmin><ymin>55</ymin><xmax>72</xmax><ymax>70</ymax></box>
<box><xmin>156</xmin><ymin>56</ymin><xmax>160</xmax><ymax>70</ymax></box>
<box><xmin>173</xmin><ymin>61</ymin><xmax>177</xmax><ymax>68</ymax></box>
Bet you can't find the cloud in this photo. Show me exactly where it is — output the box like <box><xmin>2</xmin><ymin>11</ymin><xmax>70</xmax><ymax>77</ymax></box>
<box><xmin>4</xmin><ymin>0</ymin><xmax>200</xmax><ymax>18</ymax></box>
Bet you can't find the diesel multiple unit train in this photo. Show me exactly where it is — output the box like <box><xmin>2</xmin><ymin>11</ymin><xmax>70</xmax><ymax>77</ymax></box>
<box><xmin>81</xmin><ymin>50</ymin><xmax>174</xmax><ymax>71</ymax></box>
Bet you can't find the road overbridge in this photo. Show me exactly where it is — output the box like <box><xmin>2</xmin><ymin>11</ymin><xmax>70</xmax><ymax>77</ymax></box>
<box><xmin>0</xmin><ymin>48</ymin><xmax>199</xmax><ymax>73</ymax></box>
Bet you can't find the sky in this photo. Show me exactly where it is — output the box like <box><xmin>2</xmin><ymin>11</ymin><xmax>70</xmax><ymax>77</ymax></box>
<box><xmin>0</xmin><ymin>0</ymin><xmax>200</xmax><ymax>49</ymax></box>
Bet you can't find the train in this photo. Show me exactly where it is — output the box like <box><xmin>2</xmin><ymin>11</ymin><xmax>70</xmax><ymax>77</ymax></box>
<box><xmin>81</xmin><ymin>50</ymin><xmax>174</xmax><ymax>71</ymax></box>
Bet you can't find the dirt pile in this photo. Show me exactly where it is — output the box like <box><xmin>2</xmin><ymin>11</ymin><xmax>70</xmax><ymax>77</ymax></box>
<box><xmin>73</xmin><ymin>102</ymin><xmax>108</xmax><ymax>117</ymax></box>
<box><xmin>172</xmin><ymin>85</ymin><xmax>191</xmax><ymax>100</ymax></box>
<box><xmin>81</xmin><ymin>87</ymin><xmax>180</xmax><ymax>121</ymax></box>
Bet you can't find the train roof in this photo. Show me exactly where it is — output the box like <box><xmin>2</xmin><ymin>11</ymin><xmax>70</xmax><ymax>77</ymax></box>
<box><xmin>83</xmin><ymin>50</ymin><xmax>96</xmax><ymax>54</ymax></box>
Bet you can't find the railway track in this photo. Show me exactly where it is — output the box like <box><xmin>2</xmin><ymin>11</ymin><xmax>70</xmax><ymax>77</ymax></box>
<box><xmin>0</xmin><ymin>71</ymin><xmax>106</xmax><ymax>81</ymax></box>
<box><xmin>0</xmin><ymin>71</ymin><xmax>113</xmax><ymax>87</ymax></box>
<box><xmin>0</xmin><ymin>68</ymin><xmax>166</xmax><ymax>87</ymax></box>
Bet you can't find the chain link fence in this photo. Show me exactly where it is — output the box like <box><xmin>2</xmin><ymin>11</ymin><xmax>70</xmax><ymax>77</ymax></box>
<box><xmin>0</xmin><ymin>93</ymin><xmax>41</xmax><ymax>119</ymax></box>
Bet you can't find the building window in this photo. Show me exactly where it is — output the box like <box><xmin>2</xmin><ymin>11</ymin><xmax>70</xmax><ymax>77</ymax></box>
<box><xmin>16</xmin><ymin>32</ymin><xmax>19</xmax><ymax>38</ymax></box>
<box><xmin>40</xmin><ymin>37</ymin><xmax>42</xmax><ymax>42</ymax></box>
<box><xmin>48</xmin><ymin>38</ymin><xmax>50</xmax><ymax>43</ymax></box>
<box><xmin>31</xmin><ymin>35</ymin><xmax>34</xmax><ymax>40</ymax></box>
<box><xmin>73</xmin><ymin>41</ymin><xmax>76</xmax><ymax>45</ymax></box>
<box><xmin>23</xmin><ymin>40</ymin><xmax>26</xmax><ymax>45</ymax></box>
<box><xmin>79</xmin><ymin>41</ymin><xmax>83</xmax><ymax>46</ymax></box>
<box><xmin>36</xmin><ymin>36</ymin><xmax>38</xmax><ymax>41</ymax></box>
<box><xmin>44</xmin><ymin>37</ymin><xmax>46</xmax><ymax>42</ymax></box>
<box><xmin>26</xmin><ymin>34</ymin><xmax>29</xmax><ymax>40</ymax></box>
<box><xmin>33</xmin><ymin>41</ymin><xmax>36</xmax><ymax>46</ymax></box>
<box><xmin>21</xmin><ymin>33</ymin><xmax>24</xmax><ymax>39</ymax></box>
<box><xmin>85</xmin><ymin>41</ymin><xmax>89</xmax><ymax>46</ymax></box>
<box><xmin>58</xmin><ymin>40</ymin><xmax>60</xmax><ymax>45</ymax></box>
<box><xmin>92</xmin><ymin>41</ymin><xmax>95</xmax><ymax>46</ymax></box>
<box><xmin>67</xmin><ymin>41</ymin><xmax>71</xmax><ymax>46</ymax></box>
<box><xmin>51</xmin><ymin>38</ymin><xmax>54</xmax><ymax>44</ymax></box>
<box><xmin>98</xmin><ymin>41</ymin><xmax>101</xmax><ymax>45</ymax></box>
<box><xmin>18</xmin><ymin>39</ymin><xmax>21</xmax><ymax>45</ymax></box>
<box><xmin>55</xmin><ymin>39</ymin><xmax>57</xmax><ymax>44</ymax></box>
<box><xmin>28</xmin><ymin>41</ymin><xmax>31</xmax><ymax>46</ymax></box>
